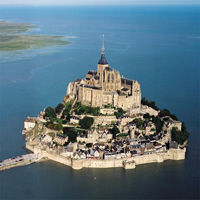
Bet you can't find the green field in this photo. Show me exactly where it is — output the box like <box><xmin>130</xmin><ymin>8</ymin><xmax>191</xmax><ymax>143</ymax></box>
<box><xmin>0</xmin><ymin>21</ymin><xmax>70</xmax><ymax>51</ymax></box>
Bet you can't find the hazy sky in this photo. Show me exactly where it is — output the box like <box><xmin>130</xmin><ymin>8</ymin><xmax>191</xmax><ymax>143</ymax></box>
<box><xmin>0</xmin><ymin>0</ymin><xmax>199</xmax><ymax>6</ymax></box>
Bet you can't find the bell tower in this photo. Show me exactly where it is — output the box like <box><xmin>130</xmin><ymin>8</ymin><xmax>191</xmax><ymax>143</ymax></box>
<box><xmin>97</xmin><ymin>34</ymin><xmax>109</xmax><ymax>87</ymax></box>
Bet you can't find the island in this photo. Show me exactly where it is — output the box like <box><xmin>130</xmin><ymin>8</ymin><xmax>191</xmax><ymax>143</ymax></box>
<box><xmin>22</xmin><ymin>36</ymin><xmax>189</xmax><ymax>170</ymax></box>
<box><xmin>0</xmin><ymin>21</ymin><xmax>70</xmax><ymax>51</ymax></box>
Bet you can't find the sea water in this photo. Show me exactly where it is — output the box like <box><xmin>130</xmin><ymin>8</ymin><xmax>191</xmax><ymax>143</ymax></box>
<box><xmin>0</xmin><ymin>6</ymin><xmax>199</xmax><ymax>199</ymax></box>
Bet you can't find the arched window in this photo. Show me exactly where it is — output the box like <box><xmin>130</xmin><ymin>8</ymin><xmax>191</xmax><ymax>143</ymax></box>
<box><xmin>112</xmin><ymin>74</ymin><xmax>114</xmax><ymax>83</ymax></box>
<box><xmin>108</xmin><ymin>73</ymin><xmax>110</xmax><ymax>83</ymax></box>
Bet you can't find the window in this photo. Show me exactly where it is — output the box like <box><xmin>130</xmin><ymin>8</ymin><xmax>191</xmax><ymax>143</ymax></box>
<box><xmin>108</xmin><ymin>74</ymin><xmax>110</xmax><ymax>83</ymax></box>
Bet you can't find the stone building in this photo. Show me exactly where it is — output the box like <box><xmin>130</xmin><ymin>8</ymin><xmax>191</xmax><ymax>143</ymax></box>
<box><xmin>54</xmin><ymin>134</ymin><xmax>68</xmax><ymax>145</ymax></box>
<box><xmin>66</xmin><ymin>35</ymin><xmax>141</xmax><ymax>111</ymax></box>
<box><xmin>24</xmin><ymin>117</ymin><xmax>36</xmax><ymax>129</ymax></box>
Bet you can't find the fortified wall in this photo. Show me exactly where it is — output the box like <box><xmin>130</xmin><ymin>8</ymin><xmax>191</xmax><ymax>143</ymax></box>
<box><xmin>26</xmin><ymin>142</ymin><xmax>186</xmax><ymax>170</ymax></box>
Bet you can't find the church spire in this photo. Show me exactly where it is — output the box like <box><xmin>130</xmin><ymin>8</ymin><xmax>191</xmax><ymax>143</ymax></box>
<box><xmin>101</xmin><ymin>34</ymin><xmax>105</xmax><ymax>55</ymax></box>
<box><xmin>98</xmin><ymin>34</ymin><xmax>108</xmax><ymax>65</ymax></box>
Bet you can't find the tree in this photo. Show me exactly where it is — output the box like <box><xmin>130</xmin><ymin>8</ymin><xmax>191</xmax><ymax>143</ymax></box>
<box><xmin>45</xmin><ymin>106</ymin><xmax>56</xmax><ymax>119</ymax></box>
<box><xmin>152</xmin><ymin>116</ymin><xmax>163</xmax><ymax>133</ymax></box>
<box><xmin>79</xmin><ymin>116</ymin><xmax>94</xmax><ymax>129</ymax></box>
<box><xmin>65</xmin><ymin>101</ymin><xmax>71</xmax><ymax>113</ymax></box>
<box><xmin>170</xmin><ymin>114</ymin><xmax>178</xmax><ymax>121</ymax></box>
<box><xmin>46</xmin><ymin>120</ymin><xmax>63</xmax><ymax>131</ymax></box>
<box><xmin>67</xmin><ymin>128</ymin><xmax>77</xmax><ymax>143</ymax></box>
<box><xmin>133</xmin><ymin>118</ymin><xmax>144</xmax><ymax>129</ymax></box>
<box><xmin>182</xmin><ymin>122</ymin><xmax>187</xmax><ymax>132</ymax></box>
<box><xmin>114</xmin><ymin>108</ymin><xmax>126</xmax><ymax>119</ymax></box>
<box><xmin>171</xmin><ymin>127</ymin><xmax>189</xmax><ymax>145</ymax></box>
<box><xmin>143</xmin><ymin>113</ymin><xmax>150</xmax><ymax>119</ymax></box>
<box><xmin>112</xmin><ymin>125</ymin><xmax>120</xmax><ymax>139</ymax></box>
<box><xmin>55</xmin><ymin>103</ymin><xmax>64</xmax><ymax>115</ymax></box>
<box><xmin>159</xmin><ymin>109</ymin><xmax>179</xmax><ymax>121</ymax></box>
<box><xmin>141</xmin><ymin>97</ymin><xmax>159</xmax><ymax>111</ymax></box>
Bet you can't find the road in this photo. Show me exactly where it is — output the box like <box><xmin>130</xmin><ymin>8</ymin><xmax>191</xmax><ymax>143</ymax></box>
<box><xmin>0</xmin><ymin>153</ymin><xmax>40</xmax><ymax>168</ymax></box>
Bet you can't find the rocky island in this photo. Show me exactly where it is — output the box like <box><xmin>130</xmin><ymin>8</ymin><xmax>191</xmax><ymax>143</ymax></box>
<box><xmin>22</xmin><ymin>36</ymin><xmax>189</xmax><ymax>170</ymax></box>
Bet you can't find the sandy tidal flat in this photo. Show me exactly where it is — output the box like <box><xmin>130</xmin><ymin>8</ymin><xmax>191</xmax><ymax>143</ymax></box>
<box><xmin>0</xmin><ymin>21</ymin><xmax>70</xmax><ymax>51</ymax></box>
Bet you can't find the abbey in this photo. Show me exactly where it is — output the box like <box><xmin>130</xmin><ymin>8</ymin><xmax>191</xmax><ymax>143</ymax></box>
<box><xmin>66</xmin><ymin>36</ymin><xmax>141</xmax><ymax>111</ymax></box>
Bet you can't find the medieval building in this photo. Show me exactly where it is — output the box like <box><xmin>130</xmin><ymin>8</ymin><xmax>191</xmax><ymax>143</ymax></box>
<box><xmin>66</xmin><ymin>35</ymin><xmax>141</xmax><ymax>111</ymax></box>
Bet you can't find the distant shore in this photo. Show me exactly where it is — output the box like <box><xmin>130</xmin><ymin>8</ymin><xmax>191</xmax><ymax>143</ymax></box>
<box><xmin>0</xmin><ymin>21</ymin><xmax>70</xmax><ymax>51</ymax></box>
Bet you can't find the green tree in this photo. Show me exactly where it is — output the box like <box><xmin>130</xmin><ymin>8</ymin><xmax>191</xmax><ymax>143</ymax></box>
<box><xmin>65</xmin><ymin>101</ymin><xmax>71</xmax><ymax>113</ymax></box>
<box><xmin>46</xmin><ymin>120</ymin><xmax>63</xmax><ymax>131</ymax></box>
<box><xmin>143</xmin><ymin>113</ymin><xmax>150</xmax><ymax>119</ymax></box>
<box><xmin>171</xmin><ymin>127</ymin><xmax>189</xmax><ymax>145</ymax></box>
<box><xmin>55</xmin><ymin>103</ymin><xmax>64</xmax><ymax>115</ymax></box>
<box><xmin>182</xmin><ymin>122</ymin><xmax>187</xmax><ymax>132</ymax></box>
<box><xmin>114</xmin><ymin>108</ymin><xmax>126</xmax><ymax>119</ymax></box>
<box><xmin>152</xmin><ymin>116</ymin><xmax>163</xmax><ymax>133</ymax></box>
<box><xmin>159</xmin><ymin>109</ymin><xmax>178</xmax><ymax>121</ymax></box>
<box><xmin>141</xmin><ymin>97</ymin><xmax>159</xmax><ymax>111</ymax></box>
<box><xmin>79</xmin><ymin>116</ymin><xmax>94</xmax><ymax>129</ymax></box>
<box><xmin>45</xmin><ymin>106</ymin><xmax>56</xmax><ymax>119</ymax></box>
<box><xmin>112</xmin><ymin>125</ymin><xmax>120</xmax><ymax>139</ymax></box>
<box><xmin>67</xmin><ymin>128</ymin><xmax>77</xmax><ymax>143</ymax></box>
<box><xmin>133</xmin><ymin>118</ymin><xmax>144</xmax><ymax>129</ymax></box>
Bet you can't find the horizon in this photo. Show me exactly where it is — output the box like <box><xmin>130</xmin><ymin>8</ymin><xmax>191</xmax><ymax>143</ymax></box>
<box><xmin>0</xmin><ymin>0</ymin><xmax>199</xmax><ymax>6</ymax></box>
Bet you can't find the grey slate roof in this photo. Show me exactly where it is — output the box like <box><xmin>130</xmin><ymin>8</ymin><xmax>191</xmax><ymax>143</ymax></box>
<box><xmin>98</xmin><ymin>54</ymin><xmax>108</xmax><ymax>65</ymax></box>
<box><xmin>121</xmin><ymin>78</ymin><xmax>133</xmax><ymax>85</ymax></box>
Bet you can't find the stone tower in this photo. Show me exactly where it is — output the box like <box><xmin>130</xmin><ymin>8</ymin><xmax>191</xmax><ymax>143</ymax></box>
<box><xmin>97</xmin><ymin>34</ymin><xmax>109</xmax><ymax>87</ymax></box>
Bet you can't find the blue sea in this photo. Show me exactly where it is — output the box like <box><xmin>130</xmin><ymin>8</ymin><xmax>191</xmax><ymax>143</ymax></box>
<box><xmin>0</xmin><ymin>5</ymin><xmax>199</xmax><ymax>199</ymax></box>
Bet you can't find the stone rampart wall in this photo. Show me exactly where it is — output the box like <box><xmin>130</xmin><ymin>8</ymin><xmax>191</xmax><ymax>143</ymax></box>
<box><xmin>25</xmin><ymin>142</ymin><xmax>186</xmax><ymax>170</ymax></box>
<box><xmin>130</xmin><ymin>106</ymin><xmax>159</xmax><ymax>116</ymax></box>
<box><xmin>42</xmin><ymin>152</ymin><xmax>72</xmax><ymax>166</ymax></box>
<box><xmin>94</xmin><ymin>115</ymin><xmax>117</xmax><ymax>125</ymax></box>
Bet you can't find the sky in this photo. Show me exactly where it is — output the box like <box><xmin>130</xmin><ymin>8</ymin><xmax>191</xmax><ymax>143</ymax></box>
<box><xmin>0</xmin><ymin>0</ymin><xmax>199</xmax><ymax>6</ymax></box>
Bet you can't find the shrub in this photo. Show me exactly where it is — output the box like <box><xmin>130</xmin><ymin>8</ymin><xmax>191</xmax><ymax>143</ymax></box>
<box><xmin>74</xmin><ymin>102</ymin><xmax>99</xmax><ymax>116</ymax></box>
<box><xmin>79</xmin><ymin>116</ymin><xmax>94</xmax><ymax>129</ymax></box>
<box><xmin>114</xmin><ymin>108</ymin><xmax>126</xmax><ymax>119</ymax></box>
<box><xmin>46</xmin><ymin>120</ymin><xmax>63</xmax><ymax>131</ymax></box>
<box><xmin>159</xmin><ymin>109</ymin><xmax>178</xmax><ymax>121</ymax></box>
<box><xmin>141</xmin><ymin>97</ymin><xmax>159</xmax><ymax>111</ymax></box>
<box><xmin>93</xmin><ymin>107</ymin><xmax>100</xmax><ymax>116</ymax></box>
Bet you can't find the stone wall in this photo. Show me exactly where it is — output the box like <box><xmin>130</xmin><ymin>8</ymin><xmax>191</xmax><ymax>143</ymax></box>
<box><xmin>130</xmin><ymin>105</ymin><xmax>159</xmax><ymax>116</ymax></box>
<box><xmin>94</xmin><ymin>115</ymin><xmax>117</xmax><ymax>126</ymax></box>
<box><xmin>26</xmin><ymin>142</ymin><xmax>186</xmax><ymax>170</ymax></box>
<box><xmin>42</xmin><ymin>152</ymin><xmax>72</xmax><ymax>166</ymax></box>
<box><xmin>100</xmin><ymin>108</ymin><xmax>116</xmax><ymax>115</ymax></box>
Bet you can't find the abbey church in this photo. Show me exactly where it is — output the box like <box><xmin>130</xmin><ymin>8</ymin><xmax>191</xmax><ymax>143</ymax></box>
<box><xmin>66</xmin><ymin>36</ymin><xmax>141</xmax><ymax>111</ymax></box>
